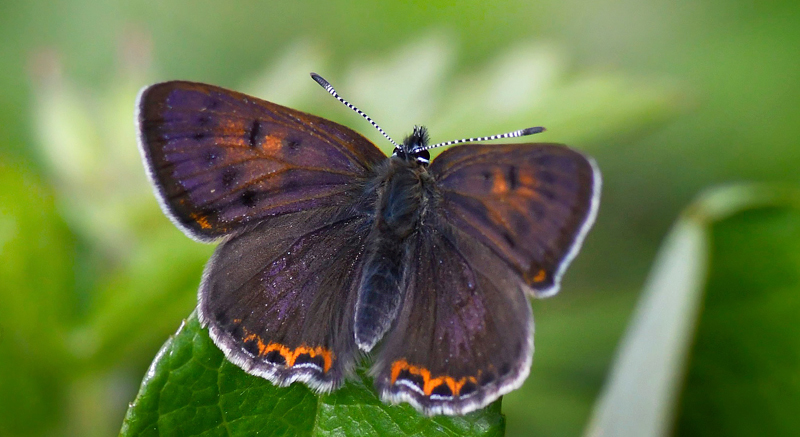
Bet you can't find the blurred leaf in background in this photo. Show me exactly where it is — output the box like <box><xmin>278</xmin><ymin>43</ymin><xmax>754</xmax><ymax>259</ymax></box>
<box><xmin>0</xmin><ymin>160</ymin><xmax>77</xmax><ymax>436</ymax></box>
<box><xmin>587</xmin><ymin>185</ymin><xmax>800</xmax><ymax>436</ymax></box>
<box><xmin>0</xmin><ymin>0</ymin><xmax>798</xmax><ymax>435</ymax></box>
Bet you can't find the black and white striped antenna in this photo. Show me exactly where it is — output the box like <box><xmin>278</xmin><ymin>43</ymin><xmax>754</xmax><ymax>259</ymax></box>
<box><xmin>311</xmin><ymin>72</ymin><xmax>546</xmax><ymax>153</ymax></box>
<box><xmin>419</xmin><ymin>126</ymin><xmax>546</xmax><ymax>152</ymax></box>
<box><xmin>310</xmin><ymin>73</ymin><xmax>400</xmax><ymax>148</ymax></box>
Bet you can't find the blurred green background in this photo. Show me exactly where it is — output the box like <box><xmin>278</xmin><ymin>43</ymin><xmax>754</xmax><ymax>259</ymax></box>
<box><xmin>1</xmin><ymin>1</ymin><xmax>799</xmax><ymax>436</ymax></box>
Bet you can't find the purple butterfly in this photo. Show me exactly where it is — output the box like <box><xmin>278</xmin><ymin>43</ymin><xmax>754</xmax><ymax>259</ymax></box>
<box><xmin>136</xmin><ymin>73</ymin><xmax>600</xmax><ymax>415</ymax></box>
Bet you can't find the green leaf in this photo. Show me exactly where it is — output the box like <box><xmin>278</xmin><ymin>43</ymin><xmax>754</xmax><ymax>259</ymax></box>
<box><xmin>585</xmin><ymin>184</ymin><xmax>800</xmax><ymax>436</ymax></box>
<box><xmin>674</xmin><ymin>190</ymin><xmax>800</xmax><ymax>436</ymax></box>
<box><xmin>121</xmin><ymin>314</ymin><xmax>505</xmax><ymax>437</ymax></box>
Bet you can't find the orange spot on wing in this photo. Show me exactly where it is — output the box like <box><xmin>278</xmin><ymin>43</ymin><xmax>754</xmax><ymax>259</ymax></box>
<box><xmin>519</xmin><ymin>173</ymin><xmax>536</xmax><ymax>187</ymax></box>
<box><xmin>257</xmin><ymin>338</ymin><xmax>268</xmax><ymax>355</ymax></box>
<box><xmin>214</xmin><ymin>120</ymin><xmax>242</xmax><ymax>144</ymax></box>
<box><xmin>221</xmin><ymin>119</ymin><xmax>239</xmax><ymax>134</ymax></box>
<box><xmin>491</xmin><ymin>168</ymin><xmax>509</xmax><ymax>194</ymax></box>
<box><xmin>238</xmin><ymin>325</ymin><xmax>335</xmax><ymax>373</ymax></box>
<box><xmin>391</xmin><ymin>359</ymin><xmax>407</xmax><ymax>385</ymax></box>
<box><xmin>533</xmin><ymin>269</ymin><xmax>547</xmax><ymax>282</ymax></box>
<box><xmin>190</xmin><ymin>213</ymin><xmax>211</xmax><ymax>229</ymax></box>
<box><xmin>390</xmin><ymin>359</ymin><xmax>480</xmax><ymax>397</ymax></box>
<box><xmin>262</xmin><ymin>133</ymin><xmax>285</xmax><ymax>155</ymax></box>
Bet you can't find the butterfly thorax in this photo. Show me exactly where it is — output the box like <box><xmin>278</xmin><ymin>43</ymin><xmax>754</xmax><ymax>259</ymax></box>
<box><xmin>375</xmin><ymin>160</ymin><xmax>425</xmax><ymax>237</ymax></box>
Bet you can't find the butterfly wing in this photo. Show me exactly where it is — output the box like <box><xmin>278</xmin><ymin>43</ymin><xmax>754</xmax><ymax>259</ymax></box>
<box><xmin>429</xmin><ymin>143</ymin><xmax>600</xmax><ymax>297</ymax></box>
<box><xmin>198</xmin><ymin>206</ymin><xmax>372</xmax><ymax>390</ymax></box>
<box><xmin>372</xmin><ymin>143</ymin><xmax>599</xmax><ymax>414</ymax></box>
<box><xmin>372</xmin><ymin>219</ymin><xmax>533</xmax><ymax>415</ymax></box>
<box><xmin>137</xmin><ymin>81</ymin><xmax>386</xmax><ymax>242</ymax></box>
<box><xmin>137</xmin><ymin>81</ymin><xmax>386</xmax><ymax>389</ymax></box>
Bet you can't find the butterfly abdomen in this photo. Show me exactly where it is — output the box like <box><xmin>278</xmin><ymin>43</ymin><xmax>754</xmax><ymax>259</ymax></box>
<box><xmin>354</xmin><ymin>159</ymin><xmax>429</xmax><ymax>351</ymax></box>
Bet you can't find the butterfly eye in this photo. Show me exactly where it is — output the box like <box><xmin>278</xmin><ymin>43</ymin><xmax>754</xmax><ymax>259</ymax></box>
<box><xmin>392</xmin><ymin>147</ymin><xmax>407</xmax><ymax>160</ymax></box>
<box><xmin>413</xmin><ymin>149</ymin><xmax>430</xmax><ymax>164</ymax></box>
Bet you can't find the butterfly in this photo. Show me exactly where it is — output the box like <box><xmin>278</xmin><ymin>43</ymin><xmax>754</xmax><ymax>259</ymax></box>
<box><xmin>136</xmin><ymin>73</ymin><xmax>601</xmax><ymax>416</ymax></box>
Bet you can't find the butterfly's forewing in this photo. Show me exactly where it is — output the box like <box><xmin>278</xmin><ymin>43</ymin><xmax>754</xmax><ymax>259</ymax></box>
<box><xmin>372</xmin><ymin>219</ymin><xmax>533</xmax><ymax>415</ymax></box>
<box><xmin>429</xmin><ymin>143</ymin><xmax>600</xmax><ymax>297</ymax></box>
<box><xmin>137</xmin><ymin>81</ymin><xmax>386</xmax><ymax>242</ymax></box>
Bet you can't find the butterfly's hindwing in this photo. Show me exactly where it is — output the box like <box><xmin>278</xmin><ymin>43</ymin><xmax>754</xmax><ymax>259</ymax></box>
<box><xmin>430</xmin><ymin>143</ymin><xmax>600</xmax><ymax>296</ymax></box>
<box><xmin>198</xmin><ymin>207</ymin><xmax>372</xmax><ymax>391</ymax></box>
<box><xmin>371</xmin><ymin>217</ymin><xmax>534</xmax><ymax>416</ymax></box>
<box><xmin>137</xmin><ymin>81</ymin><xmax>386</xmax><ymax>241</ymax></box>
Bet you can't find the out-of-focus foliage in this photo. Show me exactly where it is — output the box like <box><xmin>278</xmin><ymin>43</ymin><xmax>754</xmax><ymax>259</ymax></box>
<box><xmin>0</xmin><ymin>0</ymin><xmax>798</xmax><ymax>435</ymax></box>
<box><xmin>587</xmin><ymin>185</ymin><xmax>800</xmax><ymax>436</ymax></box>
<box><xmin>676</xmin><ymin>187</ymin><xmax>800</xmax><ymax>436</ymax></box>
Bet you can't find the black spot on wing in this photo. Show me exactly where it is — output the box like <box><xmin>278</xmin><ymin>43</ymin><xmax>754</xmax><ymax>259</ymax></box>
<box><xmin>241</xmin><ymin>189</ymin><xmax>257</xmax><ymax>208</ymax></box>
<box><xmin>285</xmin><ymin>138</ymin><xmax>301</xmax><ymax>152</ymax></box>
<box><xmin>431</xmin><ymin>383</ymin><xmax>453</xmax><ymax>397</ymax></box>
<box><xmin>248</xmin><ymin>120</ymin><xmax>262</xmax><ymax>148</ymax></box>
<box><xmin>459</xmin><ymin>381</ymin><xmax>477</xmax><ymax>396</ymax></box>
<box><xmin>508</xmin><ymin>165</ymin><xmax>518</xmax><ymax>190</ymax></box>
<box><xmin>243</xmin><ymin>339</ymin><xmax>261</xmax><ymax>356</ymax></box>
<box><xmin>265</xmin><ymin>350</ymin><xmax>286</xmax><ymax>366</ymax></box>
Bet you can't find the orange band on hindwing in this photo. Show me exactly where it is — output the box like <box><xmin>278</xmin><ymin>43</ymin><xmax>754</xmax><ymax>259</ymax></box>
<box><xmin>390</xmin><ymin>359</ymin><xmax>479</xmax><ymax>397</ymax></box>
<box><xmin>240</xmin><ymin>327</ymin><xmax>334</xmax><ymax>373</ymax></box>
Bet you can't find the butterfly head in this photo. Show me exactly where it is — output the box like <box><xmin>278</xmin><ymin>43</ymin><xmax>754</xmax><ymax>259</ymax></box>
<box><xmin>394</xmin><ymin>126</ymin><xmax>431</xmax><ymax>165</ymax></box>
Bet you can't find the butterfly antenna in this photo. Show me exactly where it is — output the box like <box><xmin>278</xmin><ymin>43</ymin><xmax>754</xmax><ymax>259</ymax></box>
<box><xmin>310</xmin><ymin>73</ymin><xmax>400</xmax><ymax>148</ymax></box>
<box><xmin>420</xmin><ymin>126</ymin><xmax>546</xmax><ymax>152</ymax></box>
